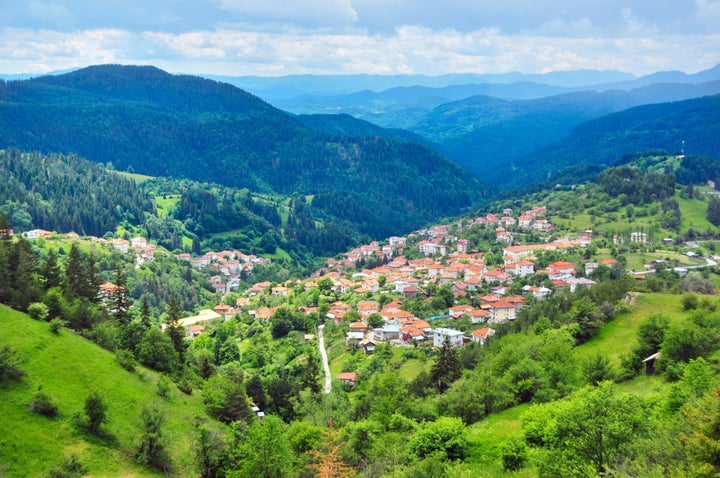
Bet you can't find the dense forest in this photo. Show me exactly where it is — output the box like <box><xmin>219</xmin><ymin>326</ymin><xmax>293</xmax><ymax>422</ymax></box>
<box><xmin>0</xmin><ymin>65</ymin><xmax>488</xmax><ymax>242</ymax></box>
<box><xmin>0</xmin><ymin>149</ymin><xmax>154</xmax><ymax>237</ymax></box>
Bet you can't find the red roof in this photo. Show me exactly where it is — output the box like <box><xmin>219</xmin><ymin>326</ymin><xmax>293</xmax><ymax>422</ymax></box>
<box><xmin>336</xmin><ymin>372</ymin><xmax>357</xmax><ymax>381</ymax></box>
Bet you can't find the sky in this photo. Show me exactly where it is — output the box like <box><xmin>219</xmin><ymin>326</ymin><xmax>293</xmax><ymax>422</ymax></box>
<box><xmin>1</xmin><ymin>0</ymin><xmax>719</xmax><ymax>77</ymax></box>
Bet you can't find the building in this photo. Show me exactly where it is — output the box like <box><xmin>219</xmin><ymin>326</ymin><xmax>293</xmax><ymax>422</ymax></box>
<box><xmin>433</xmin><ymin>328</ymin><xmax>465</xmax><ymax>348</ymax></box>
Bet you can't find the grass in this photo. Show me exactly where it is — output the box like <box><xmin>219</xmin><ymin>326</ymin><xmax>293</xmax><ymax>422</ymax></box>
<box><xmin>576</xmin><ymin>293</ymin><xmax>686</xmax><ymax>367</ymax></box>
<box><xmin>0</xmin><ymin>305</ymin><xmax>212</xmax><ymax>477</ymax></box>
<box><xmin>114</xmin><ymin>171</ymin><xmax>154</xmax><ymax>184</ymax></box>
<box><xmin>677</xmin><ymin>193</ymin><xmax>715</xmax><ymax>232</ymax></box>
<box><xmin>154</xmin><ymin>195</ymin><xmax>180</xmax><ymax>218</ymax></box>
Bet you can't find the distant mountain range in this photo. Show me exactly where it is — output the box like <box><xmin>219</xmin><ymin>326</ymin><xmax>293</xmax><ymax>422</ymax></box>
<box><xmin>0</xmin><ymin>65</ymin><xmax>487</xmax><ymax>240</ymax></box>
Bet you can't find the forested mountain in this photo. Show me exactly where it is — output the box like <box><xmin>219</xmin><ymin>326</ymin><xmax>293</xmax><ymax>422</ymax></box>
<box><xmin>505</xmin><ymin>94</ymin><xmax>720</xmax><ymax>188</ymax></box>
<box><xmin>0</xmin><ymin>65</ymin><xmax>487</xmax><ymax>242</ymax></box>
<box><xmin>408</xmin><ymin>82</ymin><xmax>720</xmax><ymax>185</ymax></box>
<box><xmin>0</xmin><ymin>149</ymin><xmax>154</xmax><ymax>236</ymax></box>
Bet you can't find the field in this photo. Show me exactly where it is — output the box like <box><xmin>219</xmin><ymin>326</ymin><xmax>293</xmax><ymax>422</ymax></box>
<box><xmin>0</xmin><ymin>306</ymin><xmax>211</xmax><ymax>477</ymax></box>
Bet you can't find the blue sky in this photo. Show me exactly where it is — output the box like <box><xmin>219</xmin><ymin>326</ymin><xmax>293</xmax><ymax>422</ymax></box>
<box><xmin>1</xmin><ymin>0</ymin><xmax>718</xmax><ymax>76</ymax></box>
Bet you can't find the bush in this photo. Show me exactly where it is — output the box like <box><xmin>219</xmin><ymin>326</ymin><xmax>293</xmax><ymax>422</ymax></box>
<box><xmin>30</xmin><ymin>391</ymin><xmax>59</xmax><ymax>417</ymax></box>
<box><xmin>116</xmin><ymin>349</ymin><xmax>137</xmax><ymax>372</ymax></box>
<box><xmin>27</xmin><ymin>302</ymin><xmax>49</xmax><ymax>321</ymax></box>
<box><xmin>500</xmin><ymin>436</ymin><xmax>527</xmax><ymax>471</ymax></box>
<box><xmin>49</xmin><ymin>318</ymin><xmax>64</xmax><ymax>334</ymax></box>
<box><xmin>47</xmin><ymin>454</ymin><xmax>88</xmax><ymax>478</ymax></box>
<box><xmin>157</xmin><ymin>374</ymin><xmax>171</xmax><ymax>399</ymax></box>
<box><xmin>84</xmin><ymin>391</ymin><xmax>108</xmax><ymax>434</ymax></box>
<box><xmin>0</xmin><ymin>345</ymin><xmax>24</xmax><ymax>383</ymax></box>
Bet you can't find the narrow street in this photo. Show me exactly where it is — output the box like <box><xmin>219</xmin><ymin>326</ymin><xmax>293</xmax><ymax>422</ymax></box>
<box><xmin>317</xmin><ymin>324</ymin><xmax>332</xmax><ymax>394</ymax></box>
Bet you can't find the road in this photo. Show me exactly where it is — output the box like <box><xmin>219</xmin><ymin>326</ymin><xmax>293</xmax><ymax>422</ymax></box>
<box><xmin>317</xmin><ymin>324</ymin><xmax>332</xmax><ymax>394</ymax></box>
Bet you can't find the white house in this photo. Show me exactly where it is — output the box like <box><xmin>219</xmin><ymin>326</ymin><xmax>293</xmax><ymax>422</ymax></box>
<box><xmin>433</xmin><ymin>328</ymin><xmax>464</xmax><ymax>348</ymax></box>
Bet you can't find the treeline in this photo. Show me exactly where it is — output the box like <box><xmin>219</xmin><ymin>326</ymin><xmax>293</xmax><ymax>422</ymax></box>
<box><xmin>0</xmin><ymin>149</ymin><xmax>154</xmax><ymax>236</ymax></box>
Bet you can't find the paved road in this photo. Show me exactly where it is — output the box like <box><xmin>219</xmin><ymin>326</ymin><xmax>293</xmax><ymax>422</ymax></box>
<box><xmin>317</xmin><ymin>324</ymin><xmax>332</xmax><ymax>394</ymax></box>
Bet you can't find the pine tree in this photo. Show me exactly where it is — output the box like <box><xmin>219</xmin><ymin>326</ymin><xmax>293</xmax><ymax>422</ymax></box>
<box><xmin>708</xmin><ymin>196</ymin><xmax>720</xmax><ymax>226</ymax></box>
<box><xmin>42</xmin><ymin>250</ymin><xmax>63</xmax><ymax>290</ymax></box>
<box><xmin>164</xmin><ymin>293</ymin><xmax>186</xmax><ymax>366</ymax></box>
<box><xmin>140</xmin><ymin>295</ymin><xmax>152</xmax><ymax>329</ymax></box>
<box><xmin>64</xmin><ymin>243</ymin><xmax>85</xmax><ymax>300</ymax></box>
<box><xmin>111</xmin><ymin>264</ymin><xmax>129</xmax><ymax>325</ymax></box>
<box><xmin>431</xmin><ymin>335</ymin><xmax>462</xmax><ymax>393</ymax></box>
<box><xmin>297</xmin><ymin>348</ymin><xmax>322</xmax><ymax>396</ymax></box>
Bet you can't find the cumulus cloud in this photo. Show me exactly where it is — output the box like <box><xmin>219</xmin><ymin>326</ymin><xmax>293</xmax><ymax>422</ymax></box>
<box><xmin>0</xmin><ymin>1</ymin><xmax>717</xmax><ymax>76</ymax></box>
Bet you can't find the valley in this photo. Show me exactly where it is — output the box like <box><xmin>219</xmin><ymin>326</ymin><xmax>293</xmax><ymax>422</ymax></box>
<box><xmin>3</xmin><ymin>65</ymin><xmax>720</xmax><ymax>477</ymax></box>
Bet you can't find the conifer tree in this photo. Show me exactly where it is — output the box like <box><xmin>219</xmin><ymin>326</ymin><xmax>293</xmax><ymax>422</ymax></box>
<box><xmin>111</xmin><ymin>264</ymin><xmax>129</xmax><ymax>326</ymax></box>
<box><xmin>164</xmin><ymin>293</ymin><xmax>186</xmax><ymax>366</ymax></box>
<box><xmin>42</xmin><ymin>250</ymin><xmax>63</xmax><ymax>290</ymax></box>
<box><xmin>431</xmin><ymin>335</ymin><xmax>462</xmax><ymax>393</ymax></box>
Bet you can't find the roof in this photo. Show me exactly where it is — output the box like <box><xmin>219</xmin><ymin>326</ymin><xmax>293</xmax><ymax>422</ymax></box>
<box><xmin>336</xmin><ymin>372</ymin><xmax>357</xmax><ymax>381</ymax></box>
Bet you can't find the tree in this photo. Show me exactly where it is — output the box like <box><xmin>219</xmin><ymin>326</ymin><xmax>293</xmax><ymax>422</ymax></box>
<box><xmin>245</xmin><ymin>374</ymin><xmax>267</xmax><ymax>410</ymax></box>
<box><xmin>136</xmin><ymin>405</ymin><xmax>170</xmax><ymax>472</ymax></box>
<box><xmin>42</xmin><ymin>250</ymin><xmax>63</xmax><ymax>290</ymax></box>
<box><xmin>297</xmin><ymin>348</ymin><xmax>322</xmax><ymax>396</ymax></box>
<box><xmin>27</xmin><ymin>302</ymin><xmax>49</xmax><ymax>321</ymax></box>
<box><xmin>137</xmin><ymin>328</ymin><xmax>178</xmax><ymax>373</ymax></box>
<box><xmin>84</xmin><ymin>391</ymin><xmax>108</xmax><ymax>434</ymax></box>
<box><xmin>367</xmin><ymin>313</ymin><xmax>384</xmax><ymax>328</ymax></box>
<box><xmin>111</xmin><ymin>265</ymin><xmax>129</xmax><ymax>325</ymax></box>
<box><xmin>237</xmin><ymin>415</ymin><xmax>292</xmax><ymax>478</ymax></box>
<box><xmin>430</xmin><ymin>336</ymin><xmax>462</xmax><ymax>392</ymax></box>
<box><xmin>707</xmin><ymin>196</ymin><xmax>720</xmax><ymax>226</ymax></box>
<box><xmin>534</xmin><ymin>382</ymin><xmax>648</xmax><ymax>476</ymax></box>
<box><xmin>203</xmin><ymin>372</ymin><xmax>253</xmax><ymax>424</ymax></box>
<box><xmin>410</xmin><ymin>416</ymin><xmax>468</xmax><ymax>460</ymax></box>
<box><xmin>195</xmin><ymin>421</ymin><xmax>227</xmax><ymax>478</ymax></box>
<box><xmin>582</xmin><ymin>354</ymin><xmax>615</xmax><ymax>386</ymax></box>
<box><xmin>308</xmin><ymin>428</ymin><xmax>354</xmax><ymax>478</ymax></box>
<box><xmin>164</xmin><ymin>293</ymin><xmax>186</xmax><ymax>366</ymax></box>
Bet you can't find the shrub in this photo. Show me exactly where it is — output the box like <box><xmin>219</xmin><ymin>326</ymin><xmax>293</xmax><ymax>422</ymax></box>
<box><xmin>30</xmin><ymin>391</ymin><xmax>59</xmax><ymax>417</ymax></box>
<box><xmin>0</xmin><ymin>345</ymin><xmax>24</xmax><ymax>383</ymax></box>
<box><xmin>116</xmin><ymin>349</ymin><xmax>137</xmax><ymax>372</ymax></box>
<box><xmin>47</xmin><ymin>455</ymin><xmax>88</xmax><ymax>478</ymax></box>
<box><xmin>157</xmin><ymin>374</ymin><xmax>171</xmax><ymax>399</ymax></box>
<box><xmin>500</xmin><ymin>436</ymin><xmax>527</xmax><ymax>471</ymax></box>
<box><xmin>27</xmin><ymin>302</ymin><xmax>49</xmax><ymax>321</ymax></box>
<box><xmin>49</xmin><ymin>318</ymin><xmax>64</xmax><ymax>334</ymax></box>
<box><xmin>84</xmin><ymin>391</ymin><xmax>108</xmax><ymax>434</ymax></box>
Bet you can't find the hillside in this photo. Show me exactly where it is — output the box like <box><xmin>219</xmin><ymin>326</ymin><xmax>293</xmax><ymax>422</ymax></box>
<box><xmin>0</xmin><ymin>65</ymin><xmax>487</xmax><ymax>241</ymax></box>
<box><xmin>0</xmin><ymin>305</ymin><xmax>212</xmax><ymax>476</ymax></box>
<box><xmin>508</xmin><ymin>94</ymin><xmax>720</xmax><ymax>188</ymax></box>
<box><xmin>410</xmin><ymin>82</ymin><xmax>720</xmax><ymax>186</ymax></box>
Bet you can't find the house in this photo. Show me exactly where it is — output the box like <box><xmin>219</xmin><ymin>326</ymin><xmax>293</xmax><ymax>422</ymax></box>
<box><xmin>449</xmin><ymin>304</ymin><xmax>473</xmax><ymax>319</ymax></box>
<box><xmin>346</xmin><ymin>331</ymin><xmax>366</xmax><ymax>347</ymax></box>
<box><xmin>131</xmin><ymin>237</ymin><xmax>148</xmax><ymax>250</ymax></box>
<box><xmin>469</xmin><ymin>308</ymin><xmax>490</xmax><ymax>324</ymax></box>
<box><xmin>336</xmin><ymin>372</ymin><xmax>357</xmax><ymax>388</ymax></box>
<box><xmin>514</xmin><ymin>259</ymin><xmax>535</xmax><ymax>277</ymax></box>
<box><xmin>109</xmin><ymin>238</ymin><xmax>130</xmax><ymax>253</ymax></box>
<box><xmin>360</xmin><ymin>339</ymin><xmax>378</xmax><ymax>354</ymax></box>
<box><xmin>357</xmin><ymin>301</ymin><xmax>380</xmax><ymax>316</ymax></box>
<box><xmin>547</xmin><ymin>261</ymin><xmax>576</xmax><ymax>280</ymax></box>
<box><xmin>187</xmin><ymin>324</ymin><xmax>206</xmax><ymax>337</ymax></box>
<box><xmin>433</xmin><ymin>328</ymin><xmax>465</xmax><ymax>348</ymax></box>
<box><xmin>373</xmin><ymin>324</ymin><xmax>401</xmax><ymax>341</ymax></box>
<box><xmin>470</xmin><ymin>327</ymin><xmax>496</xmax><ymax>345</ymax></box>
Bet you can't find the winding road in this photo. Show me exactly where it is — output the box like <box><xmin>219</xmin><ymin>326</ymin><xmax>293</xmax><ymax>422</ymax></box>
<box><xmin>317</xmin><ymin>324</ymin><xmax>332</xmax><ymax>394</ymax></box>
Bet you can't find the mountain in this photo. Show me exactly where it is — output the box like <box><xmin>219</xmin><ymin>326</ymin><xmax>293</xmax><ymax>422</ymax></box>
<box><xmin>406</xmin><ymin>81</ymin><xmax>720</xmax><ymax>185</ymax></box>
<box><xmin>0</xmin><ymin>65</ymin><xmax>487</xmax><ymax>241</ymax></box>
<box><xmin>506</xmin><ymin>94</ymin><xmax>720</xmax><ymax>188</ymax></box>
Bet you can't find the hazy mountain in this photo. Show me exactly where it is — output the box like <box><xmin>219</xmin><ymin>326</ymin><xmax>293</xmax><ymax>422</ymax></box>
<box><xmin>506</xmin><ymin>94</ymin><xmax>720</xmax><ymax>188</ymax></box>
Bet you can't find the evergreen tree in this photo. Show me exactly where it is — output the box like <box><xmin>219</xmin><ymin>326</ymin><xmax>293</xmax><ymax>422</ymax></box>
<box><xmin>140</xmin><ymin>295</ymin><xmax>152</xmax><ymax>329</ymax></box>
<box><xmin>708</xmin><ymin>196</ymin><xmax>720</xmax><ymax>226</ymax></box>
<box><xmin>431</xmin><ymin>336</ymin><xmax>462</xmax><ymax>393</ymax></box>
<box><xmin>0</xmin><ymin>240</ymin><xmax>10</xmax><ymax>304</ymax></box>
<box><xmin>112</xmin><ymin>264</ymin><xmax>129</xmax><ymax>326</ymax></box>
<box><xmin>42</xmin><ymin>250</ymin><xmax>63</xmax><ymax>290</ymax></box>
<box><xmin>9</xmin><ymin>238</ymin><xmax>40</xmax><ymax>311</ymax></box>
<box><xmin>64</xmin><ymin>243</ymin><xmax>86</xmax><ymax>300</ymax></box>
<box><xmin>83</xmin><ymin>253</ymin><xmax>101</xmax><ymax>303</ymax></box>
<box><xmin>297</xmin><ymin>348</ymin><xmax>322</xmax><ymax>396</ymax></box>
<box><xmin>164</xmin><ymin>293</ymin><xmax>186</xmax><ymax>366</ymax></box>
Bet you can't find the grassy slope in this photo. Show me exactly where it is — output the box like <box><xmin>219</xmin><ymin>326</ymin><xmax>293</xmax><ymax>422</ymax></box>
<box><xmin>456</xmin><ymin>293</ymin><xmax>684</xmax><ymax>476</ymax></box>
<box><xmin>0</xmin><ymin>305</ymin><xmax>210</xmax><ymax>477</ymax></box>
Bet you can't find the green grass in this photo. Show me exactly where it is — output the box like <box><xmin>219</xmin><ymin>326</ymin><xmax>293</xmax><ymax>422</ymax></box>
<box><xmin>677</xmin><ymin>193</ymin><xmax>715</xmax><ymax>232</ymax></box>
<box><xmin>154</xmin><ymin>195</ymin><xmax>180</xmax><ymax>218</ymax></box>
<box><xmin>114</xmin><ymin>171</ymin><xmax>154</xmax><ymax>184</ymax></box>
<box><xmin>0</xmin><ymin>306</ymin><xmax>212</xmax><ymax>477</ymax></box>
<box><xmin>576</xmin><ymin>293</ymin><xmax>686</xmax><ymax>367</ymax></box>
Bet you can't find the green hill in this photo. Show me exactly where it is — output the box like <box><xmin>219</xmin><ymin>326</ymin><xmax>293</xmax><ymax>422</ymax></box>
<box><xmin>0</xmin><ymin>65</ymin><xmax>488</xmax><ymax>242</ymax></box>
<box><xmin>0</xmin><ymin>305</ymin><xmax>211</xmax><ymax>477</ymax></box>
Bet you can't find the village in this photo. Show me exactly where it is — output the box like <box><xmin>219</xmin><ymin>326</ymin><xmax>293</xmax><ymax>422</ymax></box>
<box><xmin>169</xmin><ymin>204</ymin><xmax>620</xmax><ymax>356</ymax></box>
